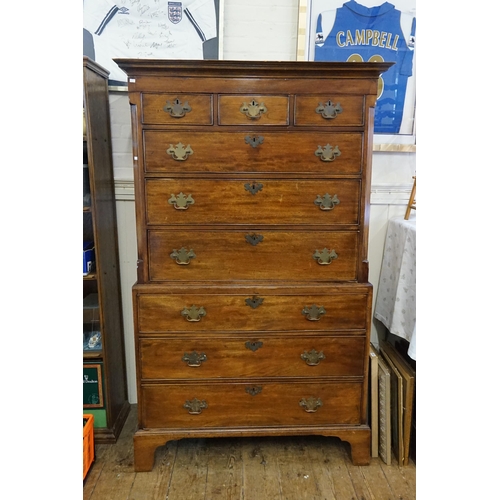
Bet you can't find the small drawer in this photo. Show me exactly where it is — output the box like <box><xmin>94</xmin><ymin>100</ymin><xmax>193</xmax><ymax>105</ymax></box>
<box><xmin>219</xmin><ymin>95</ymin><xmax>289</xmax><ymax>125</ymax></box>
<box><xmin>141</xmin><ymin>381</ymin><xmax>363</xmax><ymax>428</ymax></box>
<box><xmin>141</xmin><ymin>94</ymin><xmax>213</xmax><ymax>125</ymax></box>
<box><xmin>295</xmin><ymin>96</ymin><xmax>365</xmax><ymax>127</ymax></box>
<box><xmin>148</xmin><ymin>229</ymin><xmax>359</xmax><ymax>282</ymax></box>
<box><xmin>139</xmin><ymin>335</ymin><xmax>366</xmax><ymax>379</ymax></box>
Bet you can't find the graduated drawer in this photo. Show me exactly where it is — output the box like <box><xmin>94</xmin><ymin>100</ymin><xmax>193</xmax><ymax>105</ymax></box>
<box><xmin>218</xmin><ymin>95</ymin><xmax>289</xmax><ymax>125</ymax></box>
<box><xmin>145</xmin><ymin>178</ymin><xmax>360</xmax><ymax>226</ymax></box>
<box><xmin>143</xmin><ymin>130</ymin><xmax>363</xmax><ymax>174</ymax></box>
<box><xmin>141</xmin><ymin>381</ymin><xmax>362</xmax><ymax>428</ymax></box>
<box><xmin>294</xmin><ymin>95</ymin><xmax>365</xmax><ymax>127</ymax></box>
<box><xmin>139</xmin><ymin>335</ymin><xmax>366</xmax><ymax>379</ymax></box>
<box><xmin>141</xmin><ymin>94</ymin><xmax>213</xmax><ymax>125</ymax></box>
<box><xmin>136</xmin><ymin>292</ymin><xmax>369</xmax><ymax>333</ymax></box>
<box><xmin>148</xmin><ymin>230</ymin><xmax>358</xmax><ymax>282</ymax></box>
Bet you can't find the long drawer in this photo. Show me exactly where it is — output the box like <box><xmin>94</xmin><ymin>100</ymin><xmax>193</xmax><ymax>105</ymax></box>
<box><xmin>139</xmin><ymin>335</ymin><xmax>365</xmax><ymax>379</ymax></box>
<box><xmin>143</xmin><ymin>131</ymin><xmax>363</xmax><ymax>174</ymax></box>
<box><xmin>148</xmin><ymin>230</ymin><xmax>358</xmax><ymax>282</ymax></box>
<box><xmin>145</xmin><ymin>178</ymin><xmax>361</xmax><ymax>226</ymax></box>
<box><xmin>136</xmin><ymin>292</ymin><xmax>369</xmax><ymax>333</ymax></box>
<box><xmin>141</xmin><ymin>381</ymin><xmax>363</xmax><ymax>428</ymax></box>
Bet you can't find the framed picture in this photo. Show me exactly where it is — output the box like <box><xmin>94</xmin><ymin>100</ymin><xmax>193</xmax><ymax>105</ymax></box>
<box><xmin>369</xmin><ymin>345</ymin><xmax>379</xmax><ymax>458</ymax></box>
<box><xmin>83</xmin><ymin>363</ymin><xmax>104</xmax><ymax>408</ymax></box>
<box><xmin>297</xmin><ymin>0</ymin><xmax>416</xmax><ymax>147</ymax></box>
<box><xmin>83</xmin><ymin>0</ymin><xmax>225</xmax><ymax>86</ymax></box>
<box><xmin>377</xmin><ymin>355</ymin><xmax>391</xmax><ymax>465</ymax></box>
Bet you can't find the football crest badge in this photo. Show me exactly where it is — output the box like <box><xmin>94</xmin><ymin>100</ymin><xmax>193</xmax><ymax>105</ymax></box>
<box><xmin>168</xmin><ymin>2</ymin><xmax>183</xmax><ymax>24</ymax></box>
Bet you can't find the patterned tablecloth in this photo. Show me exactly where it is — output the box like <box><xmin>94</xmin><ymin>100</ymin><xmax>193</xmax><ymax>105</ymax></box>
<box><xmin>374</xmin><ymin>213</ymin><xmax>416</xmax><ymax>360</ymax></box>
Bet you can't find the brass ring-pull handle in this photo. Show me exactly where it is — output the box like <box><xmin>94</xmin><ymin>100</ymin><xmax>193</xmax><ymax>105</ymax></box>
<box><xmin>181</xmin><ymin>305</ymin><xmax>206</xmax><ymax>322</ymax></box>
<box><xmin>167</xmin><ymin>142</ymin><xmax>193</xmax><ymax>161</ymax></box>
<box><xmin>314</xmin><ymin>193</ymin><xmax>340</xmax><ymax>211</ymax></box>
<box><xmin>170</xmin><ymin>247</ymin><xmax>196</xmax><ymax>265</ymax></box>
<box><xmin>245</xmin><ymin>233</ymin><xmax>264</xmax><ymax>246</ymax></box>
<box><xmin>315</xmin><ymin>100</ymin><xmax>343</xmax><ymax>119</ymax></box>
<box><xmin>245</xmin><ymin>386</ymin><xmax>263</xmax><ymax>396</ymax></box>
<box><xmin>244</xmin><ymin>182</ymin><xmax>263</xmax><ymax>195</ymax></box>
<box><xmin>163</xmin><ymin>98</ymin><xmax>192</xmax><ymax>118</ymax></box>
<box><xmin>168</xmin><ymin>192</ymin><xmax>195</xmax><ymax>210</ymax></box>
<box><xmin>240</xmin><ymin>100</ymin><xmax>268</xmax><ymax>119</ymax></box>
<box><xmin>183</xmin><ymin>398</ymin><xmax>208</xmax><ymax>415</ymax></box>
<box><xmin>299</xmin><ymin>397</ymin><xmax>323</xmax><ymax>413</ymax></box>
<box><xmin>182</xmin><ymin>351</ymin><xmax>207</xmax><ymax>367</ymax></box>
<box><xmin>302</xmin><ymin>305</ymin><xmax>326</xmax><ymax>321</ymax></box>
<box><xmin>313</xmin><ymin>248</ymin><xmax>338</xmax><ymax>265</ymax></box>
<box><xmin>245</xmin><ymin>135</ymin><xmax>264</xmax><ymax>148</ymax></box>
<box><xmin>245</xmin><ymin>340</ymin><xmax>263</xmax><ymax>352</ymax></box>
<box><xmin>301</xmin><ymin>349</ymin><xmax>326</xmax><ymax>366</ymax></box>
<box><xmin>245</xmin><ymin>296</ymin><xmax>264</xmax><ymax>309</ymax></box>
<box><xmin>315</xmin><ymin>144</ymin><xmax>341</xmax><ymax>162</ymax></box>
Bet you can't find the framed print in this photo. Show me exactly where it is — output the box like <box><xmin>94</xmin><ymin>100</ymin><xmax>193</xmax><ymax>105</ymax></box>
<box><xmin>297</xmin><ymin>0</ymin><xmax>416</xmax><ymax>147</ymax></box>
<box><xmin>377</xmin><ymin>355</ymin><xmax>391</xmax><ymax>465</ymax></box>
<box><xmin>369</xmin><ymin>345</ymin><xmax>379</xmax><ymax>458</ymax></box>
<box><xmin>83</xmin><ymin>363</ymin><xmax>104</xmax><ymax>408</ymax></box>
<box><xmin>83</xmin><ymin>0</ymin><xmax>224</xmax><ymax>86</ymax></box>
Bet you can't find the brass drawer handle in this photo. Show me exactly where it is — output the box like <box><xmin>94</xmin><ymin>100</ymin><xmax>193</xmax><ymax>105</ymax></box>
<box><xmin>301</xmin><ymin>349</ymin><xmax>325</xmax><ymax>366</ymax></box>
<box><xmin>244</xmin><ymin>182</ymin><xmax>263</xmax><ymax>195</ymax></box>
<box><xmin>315</xmin><ymin>144</ymin><xmax>341</xmax><ymax>162</ymax></box>
<box><xmin>299</xmin><ymin>397</ymin><xmax>323</xmax><ymax>413</ymax></box>
<box><xmin>314</xmin><ymin>193</ymin><xmax>340</xmax><ymax>211</ymax></box>
<box><xmin>163</xmin><ymin>98</ymin><xmax>192</xmax><ymax>118</ymax></box>
<box><xmin>245</xmin><ymin>296</ymin><xmax>264</xmax><ymax>309</ymax></box>
<box><xmin>240</xmin><ymin>99</ymin><xmax>268</xmax><ymax>119</ymax></box>
<box><xmin>315</xmin><ymin>100</ymin><xmax>343</xmax><ymax>119</ymax></box>
<box><xmin>168</xmin><ymin>192</ymin><xmax>195</xmax><ymax>210</ymax></box>
<box><xmin>170</xmin><ymin>247</ymin><xmax>196</xmax><ymax>265</ymax></box>
<box><xmin>245</xmin><ymin>135</ymin><xmax>264</xmax><ymax>148</ymax></box>
<box><xmin>245</xmin><ymin>340</ymin><xmax>263</xmax><ymax>352</ymax></box>
<box><xmin>182</xmin><ymin>351</ymin><xmax>207</xmax><ymax>367</ymax></box>
<box><xmin>245</xmin><ymin>386</ymin><xmax>263</xmax><ymax>396</ymax></box>
<box><xmin>245</xmin><ymin>233</ymin><xmax>264</xmax><ymax>246</ymax></box>
<box><xmin>181</xmin><ymin>305</ymin><xmax>206</xmax><ymax>322</ymax></box>
<box><xmin>183</xmin><ymin>398</ymin><xmax>208</xmax><ymax>415</ymax></box>
<box><xmin>167</xmin><ymin>142</ymin><xmax>193</xmax><ymax>161</ymax></box>
<box><xmin>313</xmin><ymin>248</ymin><xmax>338</xmax><ymax>265</ymax></box>
<box><xmin>302</xmin><ymin>305</ymin><xmax>326</xmax><ymax>321</ymax></box>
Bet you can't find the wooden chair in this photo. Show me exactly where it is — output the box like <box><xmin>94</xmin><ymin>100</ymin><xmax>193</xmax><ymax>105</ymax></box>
<box><xmin>404</xmin><ymin>176</ymin><xmax>416</xmax><ymax>220</ymax></box>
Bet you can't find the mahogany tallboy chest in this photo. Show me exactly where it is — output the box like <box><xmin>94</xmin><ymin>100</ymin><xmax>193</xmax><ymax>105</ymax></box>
<box><xmin>115</xmin><ymin>59</ymin><xmax>392</xmax><ymax>471</ymax></box>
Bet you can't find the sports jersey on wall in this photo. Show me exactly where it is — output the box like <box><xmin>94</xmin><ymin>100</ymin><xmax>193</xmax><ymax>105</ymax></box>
<box><xmin>83</xmin><ymin>0</ymin><xmax>217</xmax><ymax>82</ymax></box>
<box><xmin>314</xmin><ymin>1</ymin><xmax>415</xmax><ymax>134</ymax></box>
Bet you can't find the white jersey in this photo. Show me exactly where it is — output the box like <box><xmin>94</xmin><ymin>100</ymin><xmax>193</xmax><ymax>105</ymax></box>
<box><xmin>83</xmin><ymin>0</ymin><xmax>217</xmax><ymax>82</ymax></box>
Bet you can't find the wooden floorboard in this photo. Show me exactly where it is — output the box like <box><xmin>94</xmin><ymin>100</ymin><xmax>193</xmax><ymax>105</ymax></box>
<box><xmin>83</xmin><ymin>405</ymin><xmax>416</xmax><ymax>500</ymax></box>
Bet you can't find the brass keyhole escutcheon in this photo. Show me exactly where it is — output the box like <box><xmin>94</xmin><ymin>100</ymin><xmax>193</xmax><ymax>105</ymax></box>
<box><xmin>163</xmin><ymin>98</ymin><xmax>192</xmax><ymax>118</ymax></box>
<box><xmin>245</xmin><ymin>340</ymin><xmax>263</xmax><ymax>352</ymax></box>
<box><xmin>245</xmin><ymin>135</ymin><xmax>264</xmax><ymax>148</ymax></box>
<box><xmin>245</xmin><ymin>296</ymin><xmax>264</xmax><ymax>309</ymax></box>
<box><xmin>244</xmin><ymin>182</ymin><xmax>263</xmax><ymax>195</ymax></box>
<box><xmin>240</xmin><ymin>100</ymin><xmax>268</xmax><ymax>119</ymax></box>
<box><xmin>315</xmin><ymin>100</ymin><xmax>343</xmax><ymax>119</ymax></box>
<box><xmin>245</xmin><ymin>233</ymin><xmax>264</xmax><ymax>246</ymax></box>
<box><xmin>245</xmin><ymin>386</ymin><xmax>263</xmax><ymax>396</ymax></box>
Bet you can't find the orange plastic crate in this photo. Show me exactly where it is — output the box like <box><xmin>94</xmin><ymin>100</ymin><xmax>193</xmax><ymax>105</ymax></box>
<box><xmin>83</xmin><ymin>414</ymin><xmax>95</xmax><ymax>480</ymax></box>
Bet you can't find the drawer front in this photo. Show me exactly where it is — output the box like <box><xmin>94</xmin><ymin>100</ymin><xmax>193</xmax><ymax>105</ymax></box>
<box><xmin>141</xmin><ymin>381</ymin><xmax>362</xmax><ymax>428</ymax></box>
<box><xmin>295</xmin><ymin>96</ymin><xmax>365</xmax><ymax>127</ymax></box>
<box><xmin>139</xmin><ymin>336</ymin><xmax>366</xmax><ymax>379</ymax></box>
<box><xmin>136</xmin><ymin>292</ymin><xmax>369</xmax><ymax>333</ymax></box>
<box><xmin>218</xmin><ymin>95</ymin><xmax>289</xmax><ymax>125</ymax></box>
<box><xmin>141</xmin><ymin>94</ymin><xmax>213</xmax><ymax>125</ymax></box>
<box><xmin>148</xmin><ymin>230</ymin><xmax>358</xmax><ymax>282</ymax></box>
<box><xmin>143</xmin><ymin>131</ymin><xmax>363</xmax><ymax>174</ymax></box>
<box><xmin>145</xmin><ymin>178</ymin><xmax>360</xmax><ymax>226</ymax></box>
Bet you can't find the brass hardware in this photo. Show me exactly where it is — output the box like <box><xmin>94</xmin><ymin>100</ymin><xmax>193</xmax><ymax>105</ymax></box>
<box><xmin>245</xmin><ymin>340</ymin><xmax>263</xmax><ymax>352</ymax></box>
<box><xmin>313</xmin><ymin>248</ymin><xmax>338</xmax><ymax>265</ymax></box>
<box><xmin>245</xmin><ymin>135</ymin><xmax>264</xmax><ymax>148</ymax></box>
<box><xmin>301</xmin><ymin>349</ymin><xmax>326</xmax><ymax>366</ymax></box>
<box><xmin>168</xmin><ymin>192</ymin><xmax>195</xmax><ymax>210</ymax></box>
<box><xmin>245</xmin><ymin>386</ymin><xmax>263</xmax><ymax>396</ymax></box>
<box><xmin>315</xmin><ymin>144</ymin><xmax>341</xmax><ymax>162</ymax></box>
<box><xmin>167</xmin><ymin>142</ymin><xmax>193</xmax><ymax>161</ymax></box>
<box><xmin>302</xmin><ymin>305</ymin><xmax>326</xmax><ymax>321</ymax></box>
<box><xmin>245</xmin><ymin>233</ymin><xmax>264</xmax><ymax>246</ymax></box>
<box><xmin>170</xmin><ymin>247</ymin><xmax>196</xmax><ymax>265</ymax></box>
<box><xmin>315</xmin><ymin>100</ymin><xmax>343</xmax><ymax>119</ymax></box>
<box><xmin>244</xmin><ymin>182</ymin><xmax>263</xmax><ymax>195</ymax></box>
<box><xmin>245</xmin><ymin>296</ymin><xmax>264</xmax><ymax>309</ymax></box>
<box><xmin>240</xmin><ymin>99</ymin><xmax>268</xmax><ymax>119</ymax></box>
<box><xmin>163</xmin><ymin>98</ymin><xmax>192</xmax><ymax>118</ymax></box>
<box><xmin>299</xmin><ymin>397</ymin><xmax>323</xmax><ymax>413</ymax></box>
<box><xmin>182</xmin><ymin>351</ymin><xmax>207</xmax><ymax>367</ymax></box>
<box><xmin>181</xmin><ymin>305</ymin><xmax>206</xmax><ymax>322</ymax></box>
<box><xmin>183</xmin><ymin>398</ymin><xmax>208</xmax><ymax>415</ymax></box>
<box><xmin>314</xmin><ymin>193</ymin><xmax>340</xmax><ymax>211</ymax></box>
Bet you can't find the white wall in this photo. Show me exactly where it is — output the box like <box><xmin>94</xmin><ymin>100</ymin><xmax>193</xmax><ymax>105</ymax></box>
<box><xmin>109</xmin><ymin>0</ymin><xmax>416</xmax><ymax>403</ymax></box>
